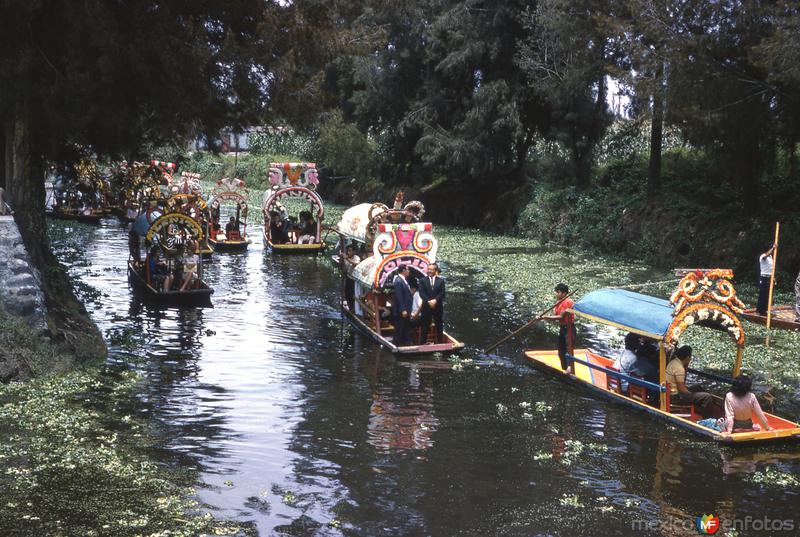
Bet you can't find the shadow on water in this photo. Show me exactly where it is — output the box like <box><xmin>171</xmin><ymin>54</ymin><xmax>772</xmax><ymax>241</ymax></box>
<box><xmin>47</xmin><ymin>217</ymin><xmax>800</xmax><ymax>536</ymax></box>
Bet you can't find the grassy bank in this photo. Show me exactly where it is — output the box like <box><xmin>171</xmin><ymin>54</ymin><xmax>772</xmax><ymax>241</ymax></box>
<box><xmin>517</xmin><ymin>148</ymin><xmax>800</xmax><ymax>283</ymax></box>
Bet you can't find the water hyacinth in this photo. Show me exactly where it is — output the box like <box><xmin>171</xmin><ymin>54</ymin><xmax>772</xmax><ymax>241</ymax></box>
<box><xmin>0</xmin><ymin>371</ymin><xmax>254</xmax><ymax>537</ymax></box>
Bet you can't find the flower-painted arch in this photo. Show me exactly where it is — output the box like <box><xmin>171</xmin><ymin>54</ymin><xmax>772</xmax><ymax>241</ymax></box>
<box><xmin>666</xmin><ymin>302</ymin><xmax>745</xmax><ymax>346</ymax></box>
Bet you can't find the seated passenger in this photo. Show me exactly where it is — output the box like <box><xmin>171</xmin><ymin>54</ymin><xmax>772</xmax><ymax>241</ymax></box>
<box><xmin>298</xmin><ymin>211</ymin><xmax>317</xmax><ymax>244</ymax></box>
<box><xmin>666</xmin><ymin>345</ymin><xmax>716</xmax><ymax>418</ymax></box>
<box><xmin>612</xmin><ymin>332</ymin><xmax>640</xmax><ymax>391</ymax></box>
<box><xmin>269</xmin><ymin>211</ymin><xmax>289</xmax><ymax>244</ymax></box>
<box><xmin>629</xmin><ymin>338</ymin><xmax>659</xmax><ymax>383</ymax></box>
<box><xmin>723</xmin><ymin>375</ymin><xmax>773</xmax><ymax>433</ymax></box>
<box><xmin>225</xmin><ymin>216</ymin><xmax>240</xmax><ymax>239</ymax></box>
<box><xmin>180</xmin><ymin>239</ymin><xmax>200</xmax><ymax>291</ymax></box>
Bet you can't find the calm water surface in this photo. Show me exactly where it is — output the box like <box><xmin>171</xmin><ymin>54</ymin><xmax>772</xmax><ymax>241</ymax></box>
<box><xmin>54</xmin><ymin>219</ymin><xmax>799</xmax><ymax>536</ymax></box>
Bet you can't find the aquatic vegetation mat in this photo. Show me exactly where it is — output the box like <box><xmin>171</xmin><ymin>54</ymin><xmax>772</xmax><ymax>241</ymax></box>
<box><xmin>0</xmin><ymin>370</ymin><xmax>254</xmax><ymax>536</ymax></box>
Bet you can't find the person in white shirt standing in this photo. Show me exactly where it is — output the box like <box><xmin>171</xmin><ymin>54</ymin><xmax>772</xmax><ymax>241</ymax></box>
<box><xmin>756</xmin><ymin>243</ymin><xmax>775</xmax><ymax>315</ymax></box>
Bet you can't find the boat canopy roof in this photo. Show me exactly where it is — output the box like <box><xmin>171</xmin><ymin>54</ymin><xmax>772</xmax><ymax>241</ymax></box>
<box><xmin>335</xmin><ymin>203</ymin><xmax>373</xmax><ymax>243</ymax></box>
<box><xmin>571</xmin><ymin>288</ymin><xmax>675</xmax><ymax>340</ymax></box>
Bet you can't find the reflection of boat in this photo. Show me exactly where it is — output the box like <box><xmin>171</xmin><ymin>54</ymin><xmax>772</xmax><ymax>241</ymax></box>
<box><xmin>208</xmin><ymin>177</ymin><xmax>250</xmax><ymax>253</ymax></box>
<box><xmin>525</xmin><ymin>269</ymin><xmax>800</xmax><ymax>444</ymax></box>
<box><xmin>368</xmin><ymin>369</ymin><xmax>438</xmax><ymax>453</ymax></box>
<box><xmin>333</xmin><ymin>198</ymin><xmax>464</xmax><ymax>355</ymax></box>
<box><xmin>262</xmin><ymin>162</ymin><xmax>325</xmax><ymax>254</ymax></box>
<box><xmin>128</xmin><ymin>211</ymin><xmax>213</xmax><ymax>307</ymax></box>
<box><xmin>741</xmin><ymin>306</ymin><xmax>800</xmax><ymax>330</ymax></box>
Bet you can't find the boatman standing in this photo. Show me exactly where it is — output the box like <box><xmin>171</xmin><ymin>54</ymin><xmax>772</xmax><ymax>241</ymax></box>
<box><xmin>545</xmin><ymin>283</ymin><xmax>575</xmax><ymax>374</ymax></box>
<box><xmin>756</xmin><ymin>243</ymin><xmax>776</xmax><ymax>315</ymax></box>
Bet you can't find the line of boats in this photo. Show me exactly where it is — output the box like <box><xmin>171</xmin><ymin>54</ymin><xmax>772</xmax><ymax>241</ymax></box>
<box><xmin>45</xmin><ymin>160</ymin><xmax>800</xmax><ymax>446</ymax></box>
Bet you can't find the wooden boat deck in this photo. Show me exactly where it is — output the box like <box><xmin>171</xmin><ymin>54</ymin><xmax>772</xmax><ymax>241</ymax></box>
<box><xmin>46</xmin><ymin>210</ymin><xmax>103</xmax><ymax>224</ymax></box>
<box><xmin>741</xmin><ymin>306</ymin><xmax>800</xmax><ymax>330</ymax></box>
<box><xmin>209</xmin><ymin>238</ymin><xmax>249</xmax><ymax>253</ymax></box>
<box><xmin>343</xmin><ymin>306</ymin><xmax>464</xmax><ymax>356</ymax></box>
<box><xmin>264</xmin><ymin>230</ymin><xmax>325</xmax><ymax>255</ymax></box>
<box><xmin>128</xmin><ymin>261</ymin><xmax>213</xmax><ymax>307</ymax></box>
<box><xmin>524</xmin><ymin>348</ymin><xmax>800</xmax><ymax>445</ymax></box>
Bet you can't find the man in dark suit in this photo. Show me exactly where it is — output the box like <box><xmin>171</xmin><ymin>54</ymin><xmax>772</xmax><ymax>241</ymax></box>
<box><xmin>392</xmin><ymin>265</ymin><xmax>413</xmax><ymax>346</ymax></box>
<box><xmin>419</xmin><ymin>262</ymin><xmax>445</xmax><ymax>343</ymax></box>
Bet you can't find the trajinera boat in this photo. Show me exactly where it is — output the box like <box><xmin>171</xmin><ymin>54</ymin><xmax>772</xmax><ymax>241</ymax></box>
<box><xmin>46</xmin><ymin>156</ymin><xmax>111</xmax><ymax>223</ymax></box>
<box><xmin>333</xmin><ymin>197</ymin><xmax>464</xmax><ymax>355</ymax></box>
<box><xmin>262</xmin><ymin>162</ymin><xmax>325</xmax><ymax>254</ymax></box>
<box><xmin>524</xmin><ymin>269</ymin><xmax>800</xmax><ymax>444</ymax></box>
<box><xmin>128</xmin><ymin>210</ymin><xmax>213</xmax><ymax>306</ymax></box>
<box><xmin>111</xmin><ymin>160</ymin><xmax>174</xmax><ymax>223</ymax></box>
<box><xmin>208</xmin><ymin>177</ymin><xmax>250</xmax><ymax>252</ymax></box>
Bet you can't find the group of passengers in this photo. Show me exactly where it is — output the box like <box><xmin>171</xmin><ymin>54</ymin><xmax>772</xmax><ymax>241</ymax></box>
<box><xmin>144</xmin><ymin>232</ymin><xmax>201</xmax><ymax>292</ymax></box>
<box><xmin>611</xmin><ymin>335</ymin><xmax>773</xmax><ymax>433</ymax></box>
<box><xmin>268</xmin><ymin>205</ymin><xmax>318</xmax><ymax>244</ymax></box>
<box><xmin>392</xmin><ymin>262</ymin><xmax>446</xmax><ymax>347</ymax></box>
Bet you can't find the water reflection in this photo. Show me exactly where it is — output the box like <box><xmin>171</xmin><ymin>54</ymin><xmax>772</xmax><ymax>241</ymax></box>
<box><xmin>368</xmin><ymin>363</ymin><xmax>439</xmax><ymax>454</ymax></box>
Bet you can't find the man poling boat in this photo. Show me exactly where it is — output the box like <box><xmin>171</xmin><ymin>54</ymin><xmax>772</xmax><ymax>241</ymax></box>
<box><xmin>332</xmin><ymin>196</ymin><xmax>464</xmax><ymax>356</ymax></box>
<box><xmin>261</xmin><ymin>162</ymin><xmax>325</xmax><ymax>254</ymax></box>
<box><xmin>524</xmin><ymin>268</ymin><xmax>800</xmax><ymax>444</ymax></box>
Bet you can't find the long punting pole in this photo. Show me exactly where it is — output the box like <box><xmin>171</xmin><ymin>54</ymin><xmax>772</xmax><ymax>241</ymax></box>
<box><xmin>483</xmin><ymin>289</ymin><xmax>578</xmax><ymax>354</ymax></box>
<box><xmin>766</xmin><ymin>222</ymin><xmax>780</xmax><ymax>348</ymax></box>
<box><xmin>659</xmin><ymin>342</ymin><xmax>667</xmax><ymax>411</ymax></box>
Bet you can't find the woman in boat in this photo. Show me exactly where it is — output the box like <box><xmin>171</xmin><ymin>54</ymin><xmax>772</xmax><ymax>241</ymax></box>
<box><xmin>666</xmin><ymin>345</ymin><xmax>715</xmax><ymax>418</ymax></box>
<box><xmin>180</xmin><ymin>239</ymin><xmax>200</xmax><ymax>291</ymax></box>
<box><xmin>298</xmin><ymin>211</ymin><xmax>317</xmax><ymax>244</ymax></box>
<box><xmin>722</xmin><ymin>375</ymin><xmax>773</xmax><ymax>433</ymax></box>
<box><xmin>343</xmin><ymin>244</ymin><xmax>360</xmax><ymax>311</ymax></box>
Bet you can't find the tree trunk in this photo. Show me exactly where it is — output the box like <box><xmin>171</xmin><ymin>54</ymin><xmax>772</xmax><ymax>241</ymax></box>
<box><xmin>648</xmin><ymin>63</ymin><xmax>664</xmax><ymax>199</ymax></box>
<box><xmin>4</xmin><ymin>103</ymin><xmax>106</xmax><ymax>360</ymax></box>
<box><xmin>788</xmin><ymin>138</ymin><xmax>797</xmax><ymax>181</ymax></box>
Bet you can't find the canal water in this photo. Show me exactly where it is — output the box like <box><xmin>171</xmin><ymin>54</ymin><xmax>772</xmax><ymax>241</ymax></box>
<box><xmin>52</xmin><ymin>218</ymin><xmax>799</xmax><ymax>536</ymax></box>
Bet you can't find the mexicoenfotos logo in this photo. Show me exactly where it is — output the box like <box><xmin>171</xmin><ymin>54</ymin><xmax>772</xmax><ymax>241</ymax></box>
<box><xmin>696</xmin><ymin>514</ymin><xmax>720</xmax><ymax>534</ymax></box>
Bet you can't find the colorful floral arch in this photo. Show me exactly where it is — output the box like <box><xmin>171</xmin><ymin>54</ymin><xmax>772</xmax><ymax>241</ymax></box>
<box><xmin>667</xmin><ymin>269</ymin><xmax>746</xmax><ymax>346</ymax></box>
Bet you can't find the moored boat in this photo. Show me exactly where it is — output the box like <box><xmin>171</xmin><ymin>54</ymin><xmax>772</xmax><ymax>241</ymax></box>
<box><xmin>524</xmin><ymin>269</ymin><xmax>800</xmax><ymax>444</ymax></box>
<box><xmin>128</xmin><ymin>211</ymin><xmax>213</xmax><ymax>307</ymax></box>
<box><xmin>333</xmin><ymin>198</ymin><xmax>464</xmax><ymax>356</ymax></box>
<box><xmin>262</xmin><ymin>162</ymin><xmax>325</xmax><ymax>254</ymax></box>
<box><xmin>740</xmin><ymin>306</ymin><xmax>800</xmax><ymax>330</ymax></box>
<box><xmin>208</xmin><ymin>177</ymin><xmax>250</xmax><ymax>253</ymax></box>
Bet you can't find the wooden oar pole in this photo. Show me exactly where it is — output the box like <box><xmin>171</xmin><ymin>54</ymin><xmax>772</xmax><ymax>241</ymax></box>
<box><xmin>766</xmin><ymin>222</ymin><xmax>780</xmax><ymax>347</ymax></box>
<box><xmin>484</xmin><ymin>289</ymin><xmax>578</xmax><ymax>354</ymax></box>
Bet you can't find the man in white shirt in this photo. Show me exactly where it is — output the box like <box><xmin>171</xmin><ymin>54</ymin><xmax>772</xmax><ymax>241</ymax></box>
<box><xmin>756</xmin><ymin>243</ymin><xmax>775</xmax><ymax>315</ymax></box>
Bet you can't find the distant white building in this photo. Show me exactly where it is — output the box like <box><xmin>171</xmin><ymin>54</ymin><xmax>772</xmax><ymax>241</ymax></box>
<box><xmin>188</xmin><ymin>126</ymin><xmax>290</xmax><ymax>153</ymax></box>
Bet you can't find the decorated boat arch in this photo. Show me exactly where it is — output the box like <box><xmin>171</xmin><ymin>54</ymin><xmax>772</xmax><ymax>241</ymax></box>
<box><xmin>163</xmin><ymin>193</ymin><xmax>213</xmax><ymax>256</ymax></box>
<box><xmin>333</xmin><ymin>196</ymin><xmax>463</xmax><ymax>355</ymax></box>
<box><xmin>208</xmin><ymin>177</ymin><xmax>250</xmax><ymax>252</ymax></box>
<box><xmin>128</xmin><ymin>210</ymin><xmax>212</xmax><ymax>306</ymax></box>
<box><xmin>262</xmin><ymin>162</ymin><xmax>325</xmax><ymax>254</ymax></box>
<box><xmin>524</xmin><ymin>269</ymin><xmax>800</xmax><ymax>444</ymax></box>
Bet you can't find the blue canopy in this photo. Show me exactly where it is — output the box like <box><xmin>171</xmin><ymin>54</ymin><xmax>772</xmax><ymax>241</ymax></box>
<box><xmin>571</xmin><ymin>288</ymin><xmax>675</xmax><ymax>339</ymax></box>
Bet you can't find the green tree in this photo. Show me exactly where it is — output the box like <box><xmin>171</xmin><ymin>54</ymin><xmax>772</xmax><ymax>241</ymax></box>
<box><xmin>0</xmin><ymin>1</ymin><xmax>273</xmax><ymax>357</ymax></box>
